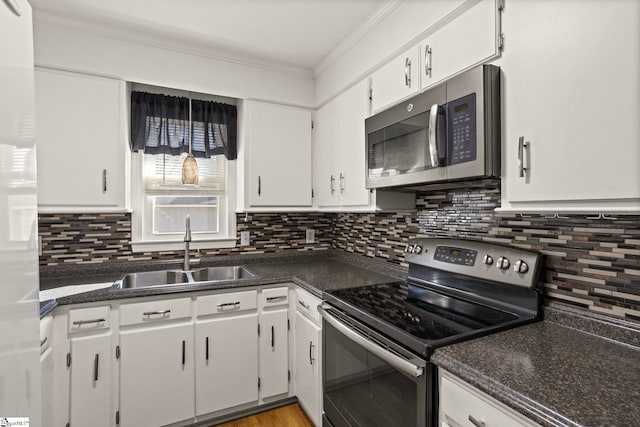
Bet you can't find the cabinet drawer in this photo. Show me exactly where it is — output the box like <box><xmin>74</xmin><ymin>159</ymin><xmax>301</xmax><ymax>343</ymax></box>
<box><xmin>196</xmin><ymin>290</ymin><xmax>257</xmax><ymax>316</ymax></box>
<box><xmin>120</xmin><ymin>297</ymin><xmax>191</xmax><ymax>327</ymax></box>
<box><xmin>68</xmin><ymin>306</ymin><xmax>110</xmax><ymax>333</ymax></box>
<box><xmin>295</xmin><ymin>287</ymin><xmax>322</xmax><ymax>325</ymax></box>
<box><xmin>40</xmin><ymin>315</ymin><xmax>53</xmax><ymax>353</ymax></box>
<box><xmin>261</xmin><ymin>287</ymin><xmax>289</xmax><ymax>308</ymax></box>
<box><xmin>440</xmin><ymin>372</ymin><xmax>540</xmax><ymax>427</ymax></box>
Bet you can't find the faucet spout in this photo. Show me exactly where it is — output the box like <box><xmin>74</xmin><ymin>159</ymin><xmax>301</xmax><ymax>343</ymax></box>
<box><xmin>184</xmin><ymin>215</ymin><xmax>192</xmax><ymax>271</ymax></box>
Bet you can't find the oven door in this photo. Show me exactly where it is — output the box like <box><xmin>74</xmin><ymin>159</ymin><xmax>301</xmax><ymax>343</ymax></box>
<box><xmin>319</xmin><ymin>305</ymin><xmax>435</xmax><ymax>427</ymax></box>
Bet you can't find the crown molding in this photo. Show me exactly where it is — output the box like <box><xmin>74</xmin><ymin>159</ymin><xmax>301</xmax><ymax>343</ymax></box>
<box><xmin>313</xmin><ymin>0</ymin><xmax>404</xmax><ymax>78</ymax></box>
<box><xmin>33</xmin><ymin>11</ymin><xmax>315</xmax><ymax>79</ymax></box>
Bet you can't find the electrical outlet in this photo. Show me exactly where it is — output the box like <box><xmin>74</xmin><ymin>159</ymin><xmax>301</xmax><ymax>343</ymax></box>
<box><xmin>305</xmin><ymin>229</ymin><xmax>315</xmax><ymax>244</ymax></box>
<box><xmin>240</xmin><ymin>231</ymin><xmax>250</xmax><ymax>246</ymax></box>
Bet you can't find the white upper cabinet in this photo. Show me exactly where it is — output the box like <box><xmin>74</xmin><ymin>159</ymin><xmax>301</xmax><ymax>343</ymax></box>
<box><xmin>370</xmin><ymin>45</ymin><xmax>421</xmax><ymax>113</ymax></box>
<box><xmin>35</xmin><ymin>68</ymin><xmax>128</xmax><ymax>212</ymax></box>
<box><xmin>420</xmin><ymin>0</ymin><xmax>501</xmax><ymax>91</ymax></box>
<box><xmin>244</xmin><ymin>100</ymin><xmax>313</xmax><ymax>208</ymax></box>
<box><xmin>315</xmin><ymin>80</ymin><xmax>370</xmax><ymax>209</ymax></box>
<box><xmin>498</xmin><ymin>0</ymin><xmax>640</xmax><ymax>213</ymax></box>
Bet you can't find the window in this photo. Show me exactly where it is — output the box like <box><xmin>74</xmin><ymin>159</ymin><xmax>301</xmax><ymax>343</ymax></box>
<box><xmin>129</xmin><ymin>85</ymin><xmax>237</xmax><ymax>252</ymax></box>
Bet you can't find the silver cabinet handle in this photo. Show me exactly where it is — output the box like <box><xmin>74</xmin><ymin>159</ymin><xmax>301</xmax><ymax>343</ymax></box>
<box><xmin>468</xmin><ymin>415</ymin><xmax>486</xmax><ymax>427</ymax></box>
<box><xmin>143</xmin><ymin>310</ymin><xmax>170</xmax><ymax>317</ymax></box>
<box><xmin>266</xmin><ymin>295</ymin><xmax>287</xmax><ymax>302</ymax></box>
<box><xmin>330</xmin><ymin>174</ymin><xmax>335</xmax><ymax>195</ymax></box>
<box><xmin>318</xmin><ymin>306</ymin><xmax>425</xmax><ymax>378</ymax></box>
<box><xmin>258</xmin><ymin>176</ymin><xmax>261</xmax><ymax>196</ymax></box>
<box><xmin>40</xmin><ymin>337</ymin><xmax>48</xmax><ymax>347</ymax></box>
<box><xmin>72</xmin><ymin>318</ymin><xmax>106</xmax><ymax>325</ymax></box>
<box><xmin>404</xmin><ymin>57</ymin><xmax>412</xmax><ymax>87</ymax></box>
<box><xmin>102</xmin><ymin>169</ymin><xmax>107</xmax><ymax>193</ymax></box>
<box><xmin>298</xmin><ymin>300</ymin><xmax>310</xmax><ymax>309</ymax></box>
<box><xmin>181</xmin><ymin>340</ymin><xmax>186</xmax><ymax>366</ymax></box>
<box><xmin>93</xmin><ymin>354</ymin><xmax>99</xmax><ymax>382</ymax></box>
<box><xmin>217</xmin><ymin>301</ymin><xmax>240</xmax><ymax>309</ymax></box>
<box><xmin>309</xmin><ymin>341</ymin><xmax>315</xmax><ymax>365</ymax></box>
<box><xmin>339</xmin><ymin>173</ymin><xmax>345</xmax><ymax>194</ymax></box>
<box><xmin>205</xmin><ymin>337</ymin><xmax>209</xmax><ymax>361</ymax></box>
<box><xmin>428</xmin><ymin>103</ymin><xmax>440</xmax><ymax>167</ymax></box>
<box><xmin>518</xmin><ymin>136</ymin><xmax>529</xmax><ymax>178</ymax></box>
<box><xmin>425</xmin><ymin>45</ymin><xmax>432</xmax><ymax>78</ymax></box>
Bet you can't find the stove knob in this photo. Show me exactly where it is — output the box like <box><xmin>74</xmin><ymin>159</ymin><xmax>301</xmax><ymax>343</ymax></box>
<box><xmin>412</xmin><ymin>315</ymin><xmax>421</xmax><ymax>324</ymax></box>
<box><xmin>414</xmin><ymin>245</ymin><xmax>423</xmax><ymax>254</ymax></box>
<box><xmin>482</xmin><ymin>254</ymin><xmax>494</xmax><ymax>265</ymax></box>
<box><xmin>405</xmin><ymin>244</ymin><xmax>414</xmax><ymax>253</ymax></box>
<box><xmin>514</xmin><ymin>259</ymin><xmax>529</xmax><ymax>274</ymax></box>
<box><xmin>496</xmin><ymin>256</ymin><xmax>510</xmax><ymax>270</ymax></box>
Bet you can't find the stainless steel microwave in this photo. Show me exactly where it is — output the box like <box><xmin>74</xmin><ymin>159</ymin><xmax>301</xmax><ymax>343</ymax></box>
<box><xmin>365</xmin><ymin>64</ymin><xmax>500</xmax><ymax>189</ymax></box>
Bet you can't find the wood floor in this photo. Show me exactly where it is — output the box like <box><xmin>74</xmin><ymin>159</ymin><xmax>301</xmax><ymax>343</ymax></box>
<box><xmin>213</xmin><ymin>403</ymin><xmax>314</xmax><ymax>427</ymax></box>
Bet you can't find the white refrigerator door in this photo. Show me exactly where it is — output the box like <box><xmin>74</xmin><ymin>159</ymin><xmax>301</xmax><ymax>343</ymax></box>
<box><xmin>0</xmin><ymin>0</ymin><xmax>41</xmax><ymax>424</ymax></box>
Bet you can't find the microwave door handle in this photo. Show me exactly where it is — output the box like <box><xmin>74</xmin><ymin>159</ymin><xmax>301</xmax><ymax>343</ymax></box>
<box><xmin>428</xmin><ymin>103</ymin><xmax>440</xmax><ymax>167</ymax></box>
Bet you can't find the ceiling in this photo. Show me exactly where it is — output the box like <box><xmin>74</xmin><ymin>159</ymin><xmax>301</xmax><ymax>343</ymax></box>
<box><xmin>29</xmin><ymin>0</ymin><xmax>389</xmax><ymax>72</ymax></box>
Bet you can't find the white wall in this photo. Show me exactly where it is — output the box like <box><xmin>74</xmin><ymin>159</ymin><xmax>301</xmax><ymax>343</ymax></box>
<box><xmin>314</xmin><ymin>0</ymin><xmax>467</xmax><ymax>105</ymax></box>
<box><xmin>33</xmin><ymin>18</ymin><xmax>315</xmax><ymax>107</ymax></box>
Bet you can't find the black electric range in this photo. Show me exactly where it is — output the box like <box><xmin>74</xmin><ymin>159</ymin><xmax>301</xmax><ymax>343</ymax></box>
<box><xmin>320</xmin><ymin>238</ymin><xmax>543</xmax><ymax>427</ymax></box>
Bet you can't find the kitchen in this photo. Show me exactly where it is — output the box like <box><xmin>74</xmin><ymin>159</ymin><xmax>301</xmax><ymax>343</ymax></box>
<box><xmin>1</xmin><ymin>0</ymin><xmax>639</xmax><ymax>426</ymax></box>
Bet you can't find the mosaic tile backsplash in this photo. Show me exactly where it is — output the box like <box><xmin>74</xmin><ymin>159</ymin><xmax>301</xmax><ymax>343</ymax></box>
<box><xmin>39</xmin><ymin>181</ymin><xmax>640</xmax><ymax>322</ymax></box>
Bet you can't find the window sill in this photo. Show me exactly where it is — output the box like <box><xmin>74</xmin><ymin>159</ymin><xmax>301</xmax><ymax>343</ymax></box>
<box><xmin>130</xmin><ymin>238</ymin><xmax>237</xmax><ymax>253</ymax></box>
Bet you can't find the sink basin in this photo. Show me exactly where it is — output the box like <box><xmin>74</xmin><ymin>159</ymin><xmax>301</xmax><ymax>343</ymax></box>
<box><xmin>190</xmin><ymin>266</ymin><xmax>255</xmax><ymax>282</ymax></box>
<box><xmin>113</xmin><ymin>266</ymin><xmax>255</xmax><ymax>289</ymax></box>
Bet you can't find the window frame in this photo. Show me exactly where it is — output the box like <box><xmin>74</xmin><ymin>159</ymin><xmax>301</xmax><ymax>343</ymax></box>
<box><xmin>130</xmin><ymin>151</ymin><xmax>237</xmax><ymax>253</ymax></box>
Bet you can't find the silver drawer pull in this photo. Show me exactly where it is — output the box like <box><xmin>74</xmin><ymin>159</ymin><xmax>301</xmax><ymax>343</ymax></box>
<box><xmin>468</xmin><ymin>415</ymin><xmax>486</xmax><ymax>427</ymax></box>
<box><xmin>298</xmin><ymin>300</ymin><xmax>310</xmax><ymax>309</ymax></box>
<box><xmin>142</xmin><ymin>310</ymin><xmax>171</xmax><ymax>316</ymax></box>
<box><xmin>217</xmin><ymin>301</ymin><xmax>240</xmax><ymax>309</ymax></box>
<box><xmin>266</xmin><ymin>295</ymin><xmax>287</xmax><ymax>302</ymax></box>
<box><xmin>72</xmin><ymin>318</ymin><xmax>106</xmax><ymax>326</ymax></box>
<box><xmin>40</xmin><ymin>337</ymin><xmax>48</xmax><ymax>347</ymax></box>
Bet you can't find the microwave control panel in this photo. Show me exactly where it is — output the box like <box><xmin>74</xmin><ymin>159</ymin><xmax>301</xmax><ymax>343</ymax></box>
<box><xmin>447</xmin><ymin>93</ymin><xmax>477</xmax><ymax>165</ymax></box>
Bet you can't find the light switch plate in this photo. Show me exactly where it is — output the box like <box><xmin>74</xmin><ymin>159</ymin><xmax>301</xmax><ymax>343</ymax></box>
<box><xmin>240</xmin><ymin>231</ymin><xmax>250</xmax><ymax>246</ymax></box>
<box><xmin>305</xmin><ymin>229</ymin><xmax>315</xmax><ymax>244</ymax></box>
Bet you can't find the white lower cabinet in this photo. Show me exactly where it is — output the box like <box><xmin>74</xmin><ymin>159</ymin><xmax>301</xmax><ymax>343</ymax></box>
<box><xmin>40</xmin><ymin>315</ymin><xmax>54</xmax><ymax>427</ymax></box>
<box><xmin>439</xmin><ymin>370</ymin><xmax>540</xmax><ymax>427</ymax></box>
<box><xmin>294</xmin><ymin>311</ymin><xmax>321</xmax><ymax>426</ymax></box>
<box><xmin>69</xmin><ymin>333</ymin><xmax>112</xmax><ymax>427</ymax></box>
<box><xmin>259</xmin><ymin>287</ymin><xmax>290</xmax><ymax>400</ymax></box>
<box><xmin>119</xmin><ymin>323</ymin><xmax>195</xmax><ymax>427</ymax></box>
<box><xmin>195</xmin><ymin>290</ymin><xmax>259</xmax><ymax>416</ymax></box>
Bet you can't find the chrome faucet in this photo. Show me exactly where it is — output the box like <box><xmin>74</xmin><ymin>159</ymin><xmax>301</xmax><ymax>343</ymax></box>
<box><xmin>184</xmin><ymin>215</ymin><xmax>192</xmax><ymax>271</ymax></box>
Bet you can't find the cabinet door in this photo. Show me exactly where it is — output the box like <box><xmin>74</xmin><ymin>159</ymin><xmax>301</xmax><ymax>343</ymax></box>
<box><xmin>501</xmin><ymin>0</ymin><xmax>640</xmax><ymax>208</ymax></box>
<box><xmin>336</xmin><ymin>80</ymin><xmax>371</xmax><ymax>207</ymax></box>
<box><xmin>371</xmin><ymin>46</ymin><xmax>420</xmax><ymax>113</ymax></box>
<box><xmin>35</xmin><ymin>68</ymin><xmax>126</xmax><ymax>211</ymax></box>
<box><xmin>120</xmin><ymin>324</ymin><xmax>194</xmax><ymax>427</ymax></box>
<box><xmin>314</xmin><ymin>99</ymin><xmax>339</xmax><ymax>207</ymax></box>
<box><xmin>421</xmin><ymin>0</ymin><xmax>499</xmax><ymax>90</ymax></box>
<box><xmin>295</xmin><ymin>312</ymin><xmax>321</xmax><ymax>427</ymax></box>
<box><xmin>69</xmin><ymin>333</ymin><xmax>111</xmax><ymax>427</ymax></box>
<box><xmin>195</xmin><ymin>313</ymin><xmax>258</xmax><ymax>415</ymax></box>
<box><xmin>40</xmin><ymin>348</ymin><xmax>54</xmax><ymax>427</ymax></box>
<box><xmin>246</xmin><ymin>101</ymin><xmax>312</xmax><ymax>207</ymax></box>
<box><xmin>259</xmin><ymin>309</ymin><xmax>289</xmax><ymax>399</ymax></box>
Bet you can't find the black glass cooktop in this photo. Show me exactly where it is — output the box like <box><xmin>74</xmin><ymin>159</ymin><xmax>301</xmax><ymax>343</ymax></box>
<box><xmin>324</xmin><ymin>281</ymin><xmax>520</xmax><ymax>354</ymax></box>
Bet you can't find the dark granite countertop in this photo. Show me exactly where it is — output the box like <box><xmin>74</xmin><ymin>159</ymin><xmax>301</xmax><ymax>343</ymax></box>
<box><xmin>42</xmin><ymin>251</ymin><xmax>406</xmax><ymax>306</ymax></box>
<box><xmin>432</xmin><ymin>304</ymin><xmax>640</xmax><ymax>427</ymax></box>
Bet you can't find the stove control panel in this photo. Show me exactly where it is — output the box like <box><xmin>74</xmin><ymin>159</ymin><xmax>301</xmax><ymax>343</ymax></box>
<box><xmin>404</xmin><ymin>238</ymin><xmax>542</xmax><ymax>289</ymax></box>
<box><xmin>433</xmin><ymin>246</ymin><xmax>477</xmax><ymax>266</ymax></box>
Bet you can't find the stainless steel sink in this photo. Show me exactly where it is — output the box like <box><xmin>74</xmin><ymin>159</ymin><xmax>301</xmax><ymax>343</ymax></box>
<box><xmin>189</xmin><ymin>266</ymin><xmax>255</xmax><ymax>282</ymax></box>
<box><xmin>113</xmin><ymin>266</ymin><xmax>255</xmax><ymax>289</ymax></box>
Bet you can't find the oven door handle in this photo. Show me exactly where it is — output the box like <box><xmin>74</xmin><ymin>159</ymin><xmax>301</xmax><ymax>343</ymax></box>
<box><xmin>318</xmin><ymin>306</ymin><xmax>425</xmax><ymax>378</ymax></box>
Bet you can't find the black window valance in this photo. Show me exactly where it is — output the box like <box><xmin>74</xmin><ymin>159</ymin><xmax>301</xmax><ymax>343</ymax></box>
<box><xmin>130</xmin><ymin>91</ymin><xmax>237</xmax><ymax>160</ymax></box>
